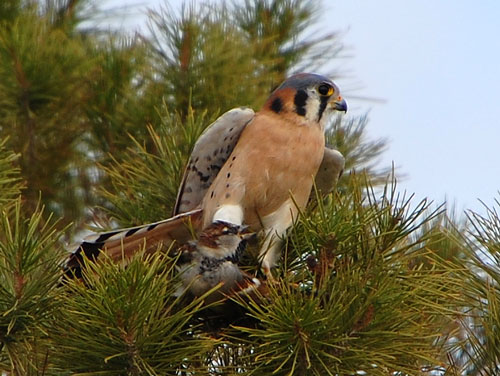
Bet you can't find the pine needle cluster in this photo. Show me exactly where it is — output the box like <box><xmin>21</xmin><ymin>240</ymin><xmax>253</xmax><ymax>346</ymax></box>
<box><xmin>50</xmin><ymin>252</ymin><xmax>210</xmax><ymax>374</ymax></box>
<box><xmin>224</xmin><ymin>175</ymin><xmax>465</xmax><ymax>375</ymax></box>
<box><xmin>0</xmin><ymin>1</ymin><xmax>498</xmax><ymax>375</ymax></box>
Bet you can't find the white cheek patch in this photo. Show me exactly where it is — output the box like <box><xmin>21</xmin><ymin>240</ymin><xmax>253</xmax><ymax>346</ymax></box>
<box><xmin>213</xmin><ymin>204</ymin><xmax>244</xmax><ymax>225</ymax></box>
<box><xmin>304</xmin><ymin>92</ymin><xmax>321</xmax><ymax>123</ymax></box>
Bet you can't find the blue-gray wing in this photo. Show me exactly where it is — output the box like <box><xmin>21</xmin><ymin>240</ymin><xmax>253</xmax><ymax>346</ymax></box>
<box><xmin>173</xmin><ymin>107</ymin><xmax>255</xmax><ymax>215</ymax></box>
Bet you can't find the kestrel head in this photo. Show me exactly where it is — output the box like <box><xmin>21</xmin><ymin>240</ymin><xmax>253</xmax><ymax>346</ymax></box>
<box><xmin>265</xmin><ymin>73</ymin><xmax>347</xmax><ymax>128</ymax></box>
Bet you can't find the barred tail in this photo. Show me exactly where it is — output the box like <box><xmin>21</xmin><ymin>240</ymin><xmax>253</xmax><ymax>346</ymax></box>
<box><xmin>65</xmin><ymin>209</ymin><xmax>203</xmax><ymax>278</ymax></box>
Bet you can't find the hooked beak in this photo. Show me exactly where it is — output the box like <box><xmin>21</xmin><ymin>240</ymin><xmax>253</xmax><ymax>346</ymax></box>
<box><xmin>333</xmin><ymin>97</ymin><xmax>348</xmax><ymax>113</ymax></box>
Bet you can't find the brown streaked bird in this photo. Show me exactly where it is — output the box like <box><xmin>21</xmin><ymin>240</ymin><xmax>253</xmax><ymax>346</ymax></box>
<box><xmin>65</xmin><ymin>73</ymin><xmax>346</xmax><ymax>279</ymax></box>
<box><xmin>174</xmin><ymin>221</ymin><xmax>260</xmax><ymax>302</ymax></box>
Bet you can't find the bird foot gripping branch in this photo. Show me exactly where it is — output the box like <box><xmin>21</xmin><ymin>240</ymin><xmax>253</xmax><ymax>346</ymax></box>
<box><xmin>64</xmin><ymin>73</ymin><xmax>347</xmax><ymax>301</ymax></box>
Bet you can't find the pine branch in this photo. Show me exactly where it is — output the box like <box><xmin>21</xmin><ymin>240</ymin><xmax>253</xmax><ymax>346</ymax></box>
<box><xmin>0</xmin><ymin>137</ymin><xmax>23</xmax><ymax>213</ymax></box>
<box><xmin>97</xmin><ymin>104</ymin><xmax>212</xmax><ymax>227</ymax></box>
<box><xmin>226</xmin><ymin>174</ymin><xmax>465</xmax><ymax>375</ymax></box>
<box><xmin>454</xmin><ymin>198</ymin><xmax>500</xmax><ymax>375</ymax></box>
<box><xmin>326</xmin><ymin>114</ymin><xmax>390</xmax><ymax>189</ymax></box>
<box><xmin>0</xmin><ymin>199</ymin><xmax>66</xmax><ymax>374</ymax></box>
<box><xmin>50</xmin><ymin>250</ymin><xmax>212</xmax><ymax>375</ymax></box>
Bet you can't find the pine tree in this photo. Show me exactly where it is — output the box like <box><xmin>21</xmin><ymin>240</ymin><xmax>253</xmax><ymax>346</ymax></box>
<box><xmin>0</xmin><ymin>0</ymin><xmax>93</xmax><ymax>226</ymax></box>
<box><xmin>0</xmin><ymin>1</ymin><xmax>498</xmax><ymax>375</ymax></box>
<box><xmin>451</xmin><ymin>201</ymin><xmax>500</xmax><ymax>375</ymax></box>
<box><xmin>0</xmin><ymin>137</ymin><xmax>66</xmax><ymax>374</ymax></box>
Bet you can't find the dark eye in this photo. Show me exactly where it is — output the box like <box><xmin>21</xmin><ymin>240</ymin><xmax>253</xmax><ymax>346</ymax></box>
<box><xmin>318</xmin><ymin>83</ymin><xmax>333</xmax><ymax>96</ymax></box>
<box><xmin>222</xmin><ymin>226</ymin><xmax>237</xmax><ymax>235</ymax></box>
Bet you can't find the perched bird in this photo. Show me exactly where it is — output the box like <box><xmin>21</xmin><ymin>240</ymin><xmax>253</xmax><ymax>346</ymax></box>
<box><xmin>66</xmin><ymin>73</ymin><xmax>346</xmax><ymax>279</ymax></box>
<box><xmin>175</xmin><ymin>221</ymin><xmax>259</xmax><ymax>302</ymax></box>
<box><xmin>173</xmin><ymin>108</ymin><xmax>345</xmax><ymax>214</ymax></box>
<box><xmin>193</xmin><ymin>73</ymin><xmax>347</xmax><ymax>275</ymax></box>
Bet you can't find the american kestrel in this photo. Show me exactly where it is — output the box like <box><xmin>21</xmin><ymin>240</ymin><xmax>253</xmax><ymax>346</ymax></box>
<box><xmin>66</xmin><ymin>73</ymin><xmax>347</xmax><ymax>280</ymax></box>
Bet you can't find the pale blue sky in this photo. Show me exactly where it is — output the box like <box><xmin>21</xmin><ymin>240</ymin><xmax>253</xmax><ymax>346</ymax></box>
<box><xmin>104</xmin><ymin>0</ymin><xmax>500</xmax><ymax>214</ymax></box>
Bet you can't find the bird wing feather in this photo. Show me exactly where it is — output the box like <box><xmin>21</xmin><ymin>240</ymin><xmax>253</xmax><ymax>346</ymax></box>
<box><xmin>173</xmin><ymin>107</ymin><xmax>255</xmax><ymax>215</ymax></box>
<box><xmin>313</xmin><ymin>146</ymin><xmax>345</xmax><ymax>196</ymax></box>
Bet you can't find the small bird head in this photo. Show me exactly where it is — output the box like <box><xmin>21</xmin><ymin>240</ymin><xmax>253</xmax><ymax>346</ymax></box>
<box><xmin>265</xmin><ymin>73</ymin><xmax>347</xmax><ymax>128</ymax></box>
<box><xmin>198</xmin><ymin>221</ymin><xmax>255</xmax><ymax>259</ymax></box>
